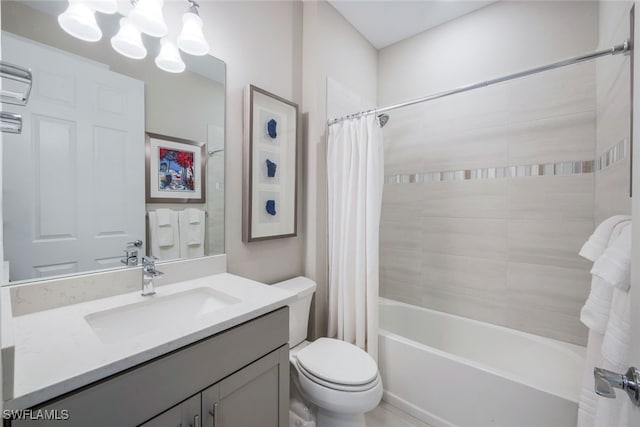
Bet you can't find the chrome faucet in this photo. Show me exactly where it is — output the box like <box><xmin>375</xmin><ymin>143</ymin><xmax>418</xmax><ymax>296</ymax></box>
<box><xmin>141</xmin><ymin>256</ymin><xmax>163</xmax><ymax>296</ymax></box>
<box><xmin>121</xmin><ymin>240</ymin><xmax>143</xmax><ymax>267</ymax></box>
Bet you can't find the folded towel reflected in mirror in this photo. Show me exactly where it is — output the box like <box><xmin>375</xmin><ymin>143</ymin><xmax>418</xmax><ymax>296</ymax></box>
<box><xmin>149</xmin><ymin>209</ymin><xmax>180</xmax><ymax>260</ymax></box>
<box><xmin>179</xmin><ymin>209</ymin><xmax>205</xmax><ymax>258</ymax></box>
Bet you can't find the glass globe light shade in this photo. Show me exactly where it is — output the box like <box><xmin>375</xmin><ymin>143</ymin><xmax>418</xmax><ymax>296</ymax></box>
<box><xmin>177</xmin><ymin>12</ymin><xmax>209</xmax><ymax>56</ymax></box>
<box><xmin>111</xmin><ymin>18</ymin><xmax>147</xmax><ymax>59</ymax></box>
<box><xmin>128</xmin><ymin>0</ymin><xmax>168</xmax><ymax>38</ymax></box>
<box><xmin>58</xmin><ymin>0</ymin><xmax>102</xmax><ymax>42</ymax></box>
<box><xmin>155</xmin><ymin>38</ymin><xmax>186</xmax><ymax>73</ymax></box>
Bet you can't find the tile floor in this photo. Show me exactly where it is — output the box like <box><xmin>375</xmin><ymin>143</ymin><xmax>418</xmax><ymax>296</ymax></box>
<box><xmin>365</xmin><ymin>401</ymin><xmax>432</xmax><ymax>427</ymax></box>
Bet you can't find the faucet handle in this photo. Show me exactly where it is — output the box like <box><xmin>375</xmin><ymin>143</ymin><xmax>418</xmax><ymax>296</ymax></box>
<box><xmin>141</xmin><ymin>256</ymin><xmax>163</xmax><ymax>277</ymax></box>
<box><xmin>142</xmin><ymin>255</ymin><xmax>158</xmax><ymax>266</ymax></box>
<box><xmin>594</xmin><ymin>367</ymin><xmax>640</xmax><ymax>405</ymax></box>
<box><xmin>127</xmin><ymin>240</ymin><xmax>143</xmax><ymax>248</ymax></box>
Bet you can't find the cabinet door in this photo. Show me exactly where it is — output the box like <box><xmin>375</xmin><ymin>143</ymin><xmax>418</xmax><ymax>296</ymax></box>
<box><xmin>139</xmin><ymin>394</ymin><xmax>200</xmax><ymax>427</ymax></box>
<box><xmin>201</xmin><ymin>346</ymin><xmax>289</xmax><ymax>427</ymax></box>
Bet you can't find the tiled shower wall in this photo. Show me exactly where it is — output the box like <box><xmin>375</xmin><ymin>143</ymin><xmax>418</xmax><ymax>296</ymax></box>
<box><xmin>380</xmin><ymin>62</ymin><xmax>597</xmax><ymax>345</ymax></box>
<box><xmin>378</xmin><ymin>1</ymin><xmax>633</xmax><ymax>346</ymax></box>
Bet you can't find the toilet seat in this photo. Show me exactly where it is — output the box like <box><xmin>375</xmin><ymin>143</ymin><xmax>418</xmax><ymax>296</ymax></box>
<box><xmin>295</xmin><ymin>358</ymin><xmax>381</xmax><ymax>392</ymax></box>
<box><xmin>295</xmin><ymin>338</ymin><xmax>379</xmax><ymax>388</ymax></box>
<box><xmin>293</xmin><ymin>356</ymin><xmax>383</xmax><ymax>416</ymax></box>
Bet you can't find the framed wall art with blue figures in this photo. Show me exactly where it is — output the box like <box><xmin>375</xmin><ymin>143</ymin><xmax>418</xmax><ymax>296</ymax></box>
<box><xmin>243</xmin><ymin>85</ymin><xmax>298</xmax><ymax>242</ymax></box>
<box><xmin>145</xmin><ymin>133</ymin><xmax>206</xmax><ymax>203</ymax></box>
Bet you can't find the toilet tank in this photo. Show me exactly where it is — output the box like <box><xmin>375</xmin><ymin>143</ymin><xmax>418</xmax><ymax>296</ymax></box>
<box><xmin>272</xmin><ymin>277</ymin><xmax>316</xmax><ymax>348</ymax></box>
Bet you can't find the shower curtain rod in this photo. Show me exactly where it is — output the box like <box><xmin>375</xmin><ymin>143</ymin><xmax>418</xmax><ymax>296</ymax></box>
<box><xmin>327</xmin><ymin>39</ymin><xmax>631</xmax><ymax>127</ymax></box>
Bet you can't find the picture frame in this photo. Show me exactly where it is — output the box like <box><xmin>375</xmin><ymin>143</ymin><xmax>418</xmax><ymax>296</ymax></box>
<box><xmin>145</xmin><ymin>132</ymin><xmax>206</xmax><ymax>203</ymax></box>
<box><xmin>243</xmin><ymin>85</ymin><xmax>298</xmax><ymax>242</ymax></box>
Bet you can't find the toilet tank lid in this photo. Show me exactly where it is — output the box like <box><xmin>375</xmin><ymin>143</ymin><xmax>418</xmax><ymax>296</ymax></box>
<box><xmin>271</xmin><ymin>276</ymin><xmax>316</xmax><ymax>298</ymax></box>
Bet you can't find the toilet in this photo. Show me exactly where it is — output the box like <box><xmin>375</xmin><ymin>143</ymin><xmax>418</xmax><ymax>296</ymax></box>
<box><xmin>273</xmin><ymin>277</ymin><xmax>383</xmax><ymax>427</ymax></box>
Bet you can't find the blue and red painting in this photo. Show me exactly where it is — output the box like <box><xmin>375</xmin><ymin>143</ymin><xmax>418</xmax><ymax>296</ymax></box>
<box><xmin>158</xmin><ymin>147</ymin><xmax>195</xmax><ymax>192</ymax></box>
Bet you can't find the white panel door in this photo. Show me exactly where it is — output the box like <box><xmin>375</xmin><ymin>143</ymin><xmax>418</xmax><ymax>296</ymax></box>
<box><xmin>2</xmin><ymin>33</ymin><xmax>145</xmax><ymax>281</ymax></box>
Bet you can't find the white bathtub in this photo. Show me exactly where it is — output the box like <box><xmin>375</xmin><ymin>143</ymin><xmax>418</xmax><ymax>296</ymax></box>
<box><xmin>378</xmin><ymin>298</ymin><xmax>586</xmax><ymax>427</ymax></box>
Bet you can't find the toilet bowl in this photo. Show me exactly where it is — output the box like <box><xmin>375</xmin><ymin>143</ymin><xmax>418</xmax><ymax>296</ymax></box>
<box><xmin>273</xmin><ymin>277</ymin><xmax>382</xmax><ymax>427</ymax></box>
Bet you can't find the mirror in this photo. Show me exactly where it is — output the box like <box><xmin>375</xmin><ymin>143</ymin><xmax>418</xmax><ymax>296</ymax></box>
<box><xmin>1</xmin><ymin>0</ymin><xmax>225</xmax><ymax>284</ymax></box>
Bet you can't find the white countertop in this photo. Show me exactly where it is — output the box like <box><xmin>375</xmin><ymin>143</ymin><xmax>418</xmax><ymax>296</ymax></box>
<box><xmin>2</xmin><ymin>273</ymin><xmax>296</xmax><ymax>410</ymax></box>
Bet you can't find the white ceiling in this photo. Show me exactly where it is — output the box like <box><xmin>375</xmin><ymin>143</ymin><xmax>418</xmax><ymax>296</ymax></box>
<box><xmin>328</xmin><ymin>0</ymin><xmax>497</xmax><ymax>49</ymax></box>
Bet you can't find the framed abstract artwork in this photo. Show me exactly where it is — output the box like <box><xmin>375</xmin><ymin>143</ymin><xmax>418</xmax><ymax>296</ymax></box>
<box><xmin>145</xmin><ymin>132</ymin><xmax>206</xmax><ymax>203</ymax></box>
<box><xmin>243</xmin><ymin>85</ymin><xmax>298</xmax><ymax>242</ymax></box>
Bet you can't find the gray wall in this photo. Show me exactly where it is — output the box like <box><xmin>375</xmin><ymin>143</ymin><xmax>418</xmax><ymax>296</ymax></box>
<box><xmin>198</xmin><ymin>1</ymin><xmax>306</xmax><ymax>284</ymax></box>
<box><xmin>377</xmin><ymin>1</ymin><xmax>603</xmax><ymax>345</ymax></box>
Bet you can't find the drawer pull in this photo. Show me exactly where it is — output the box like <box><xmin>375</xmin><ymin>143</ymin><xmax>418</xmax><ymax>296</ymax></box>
<box><xmin>209</xmin><ymin>403</ymin><xmax>218</xmax><ymax>427</ymax></box>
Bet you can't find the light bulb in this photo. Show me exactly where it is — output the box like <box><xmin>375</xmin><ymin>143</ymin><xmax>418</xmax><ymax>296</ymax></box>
<box><xmin>58</xmin><ymin>0</ymin><xmax>102</xmax><ymax>42</ymax></box>
<box><xmin>155</xmin><ymin>38</ymin><xmax>185</xmax><ymax>73</ymax></box>
<box><xmin>111</xmin><ymin>18</ymin><xmax>147</xmax><ymax>59</ymax></box>
<box><xmin>177</xmin><ymin>11</ymin><xmax>209</xmax><ymax>56</ymax></box>
<box><xmin>128</xmin><ymin>0</ymin><xmax>168</xmax><ymax>38</ymax></box>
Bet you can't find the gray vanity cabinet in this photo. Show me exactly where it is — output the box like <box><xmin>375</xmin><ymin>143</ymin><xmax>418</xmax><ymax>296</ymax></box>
<box><xmin>139</xmin><ymin>394</ymin><xmax>200</xmax><ymax>427</ymax></box>
<box><xmin>140</xmin><ymin>347</ymin><xmax>288</xmax><ymax>427</ymax></box>
<box><xmin>8</xmin><ymin>308</ymin><xmax>289</xmax><ymax>427</ymax></box>
<box><xmin>202</xmin><ymin>347</ymin><xmax>286</xmax><ymax>427</ymax></box>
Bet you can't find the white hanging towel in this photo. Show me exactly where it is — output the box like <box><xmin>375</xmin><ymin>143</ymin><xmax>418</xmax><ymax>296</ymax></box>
<box><xmin>580</xmin><ymin>219</ymin><xmax>630</xmax><ymax>333</ymax></box>
<box><xmin>592</xmin><ymin>224</ymin><xmax>632</xmax><ymax>368</ymax></box>
<box><xmin>179</xmin><ymin>209</ymin><xmax>205</xmax><ymax>259</ymax></box>
<box><xmin>577</xmin><ymin>217</ymin><xmax>630</xmax><ymax>427</ymax></box>
<box><xmin>578</xmin><ymin>221</ymin><xmax>632</xmax><ymax>427</ymax></box>
<box><xmin>148</xmin><ymin>209</ymin><xmax>180</xmax><ymax>260</ymax></box>
<box><xmin>579</xmin><ymin>215</ymin><xmax>631</xmax><ymax>261</ymax></box>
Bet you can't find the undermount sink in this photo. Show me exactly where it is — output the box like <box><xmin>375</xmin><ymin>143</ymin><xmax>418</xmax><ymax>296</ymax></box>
<box><xmin>84</xmin><ymin>287</ymin><xmax>241</xmax><ymax>343</ymax></box>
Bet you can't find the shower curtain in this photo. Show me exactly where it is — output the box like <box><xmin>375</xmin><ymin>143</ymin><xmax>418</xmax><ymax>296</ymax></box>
<box><xmin>327</xmin><ymin>115</ymin><xmax>384</xmax><ymax>361</ymax></box>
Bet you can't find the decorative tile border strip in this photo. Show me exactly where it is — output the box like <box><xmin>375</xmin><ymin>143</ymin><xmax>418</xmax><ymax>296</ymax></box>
<box><xmin>596</xmin><ymin>138</ymin><xmax>629</xmax><ymax>171</ymax></box>
<box><xmin>384</xmin><ymin>139</ymin><xmax>628</xmax><ymax>185</ymax></box>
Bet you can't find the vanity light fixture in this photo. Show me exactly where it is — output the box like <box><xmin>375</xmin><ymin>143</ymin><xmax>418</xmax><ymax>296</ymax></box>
<box><xmin>58</xmin><ymin>0</ymin><xmax>208</xmax><ymax>73</ymax></box>
<box><xmin>128</xmin><ymin>0</ymin><xmax>168</xmax><ymax>38</ymax></box>
<box><xmin>58</xmin><ymin>0</ymin><xmax>103</xmax><ymax>42</ymax></box>
<box><xmin>111</xmin><ymin>17</ymin><xmax>147</xmax><ymax>59</ymax></box>
<box><xmin>177</xmin><ymin>0</ymin><xmax>209</xmax><ymax>56</ymax></box>
<box><xmin>155</xmin><ymin>38</ymin><xmax>186</xmax><ymax>73</ymax></box>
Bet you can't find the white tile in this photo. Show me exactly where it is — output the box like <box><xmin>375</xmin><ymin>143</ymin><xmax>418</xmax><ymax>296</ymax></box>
<box><xmin>506</xmin><ymin>304</ymin><xmax>588</xmax><ymax>346</ymax></box>
<box><xmin>508</xmin><ymin>219</ymin><xmax>594</xmax><ymax>268</ymax></box>
<box><xmin>505</xmin><ymin>62</ymin><xmax>595</xmax><ymax>124</ymax></box>
<box><xmin>421</xmin><ymin>126</ymin><xmax>508</xmax><ymax>171</ymax></box>
<box><xmin>596</xmin><ymin>61</ymin><xmax>631</xmax><ymax>154</ymax></box>
<box><xmin>594</xmin><ymin>159</ymin><xmax>632</xmax><ymax>223</ymax></box>
<box><xmin>383</xmin><ymin>108</ymin><xmax>427</xmax><ymax>175</ymax></box>
<box><xmin>382</xmin><ymin>184</ymin><xmax>424</xmax><ymax>221</ymax></box>
<box><xmin>380</xmin><ymin>247</ymin><xmax>422</xmax><ymax>292</ymax></box>
<box><xmin>597</xmin><ymin>0</ymin><xmax>633</xmax><ymax>49</ymax></box>
<box><xmin>420</xmin><ymin>81</ymin><xmax>511</xmax><ymax>133</ymax></box>
<box><xmin>507</xmin><ymin>262</ymin><xmax>590</xmax><ymax>312</ymax></box>
<box><xmin>422</xmin><ymin>217</ymin><xmax>508</xmax><ymax>261</ymax></box>
<box><xmin>508</xmin><ymin>174</ymin><xmax>594</xmax><ymax>220</ymax></box>
<box><xmin>506</xmin><ymin>262</ymin><xmax>590</xmax><ymax>345</ymax></box>
<box><xmin>507</xmin><ymin>112</ymin><xmax>595</xmax><ymax>165</ymax></box>
<box><xmin>421</xmin><ymin>253</ymin><xmax>509</xmax><ymax>325</ymax></box>
<box><xmin>381</xmin><ymin>219</ymin><xmax>422</xmax><ymax>251</ymax></box>
<box><xmin>422</xmin><ymin>180</ymin><xmax>508</xmax><ymax>219</ymax></box>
